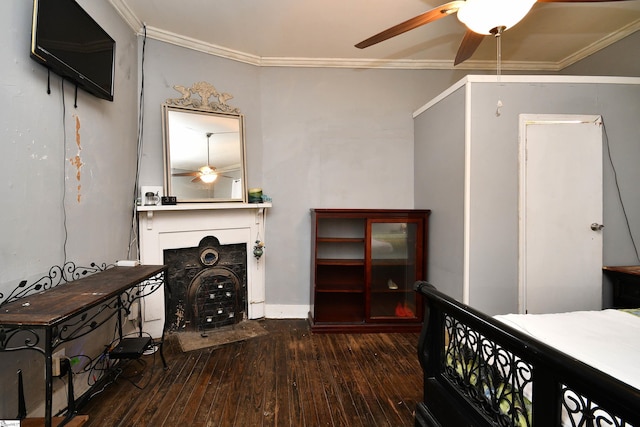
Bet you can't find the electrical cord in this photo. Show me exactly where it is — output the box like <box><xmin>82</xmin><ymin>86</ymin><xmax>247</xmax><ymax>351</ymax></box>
<box><xmin>61</xmin><ymin>78</ymin><xmax>69</xmax><ymax>266</ymax></box>
<box><xmin>67</xmin><ymin>327</ymin><xmax>158</xmax><ymax>414</ymax></box>
<box><xmin>602</xmin><ymin>118</ymin><xmax>640</xmax><ymax>263</ymax></box>
<box><xmin>128</xmin><ymin>23</ymin><xmax>148</xmax><ymax>260</ymax></box>
<box><xmin>83</xmin><ymin>368</ymin><xmax>123</xmax><ymax>403</ymax></box>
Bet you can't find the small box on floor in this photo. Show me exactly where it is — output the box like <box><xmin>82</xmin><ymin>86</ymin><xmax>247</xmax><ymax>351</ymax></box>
<box><xmin>109</xmin><ymin>337</ymin><xmax>152</xmax><ymax>359</ymax></box>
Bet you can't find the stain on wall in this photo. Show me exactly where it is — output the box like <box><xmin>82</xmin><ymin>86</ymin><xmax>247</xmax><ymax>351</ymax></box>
<box><xmin>69</xmin><ymin>115</ymin><xmax>83</xmax><ymax>203</ymax></box>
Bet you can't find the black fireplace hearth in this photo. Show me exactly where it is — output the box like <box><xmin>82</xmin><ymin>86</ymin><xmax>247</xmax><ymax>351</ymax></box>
<box><xmin>164</xmin><ymin>236</ymin><xmax>247</xmax><ymax>332</ymax></box>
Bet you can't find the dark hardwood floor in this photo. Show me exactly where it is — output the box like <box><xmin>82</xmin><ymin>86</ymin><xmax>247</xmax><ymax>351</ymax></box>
<box><xmin>78</xmin><ymin>319</ymin><xmax>422</xmax><ymax>427</ymax></box>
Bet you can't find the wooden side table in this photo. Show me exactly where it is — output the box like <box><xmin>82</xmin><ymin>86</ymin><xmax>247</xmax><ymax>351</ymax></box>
<box><xmin>602</xmin><ymin>266</ymin><xmax>640</xmax><ymax>308</ymax></box>
<box><xmin>0</xmin><ymin>265</ymin><xmax>167</xmax><ymax>427</ymax></box>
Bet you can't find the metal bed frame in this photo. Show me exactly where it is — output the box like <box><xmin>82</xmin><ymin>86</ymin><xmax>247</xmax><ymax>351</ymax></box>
<box><xmin>414</xmin><ymin>281</ymin><xmax>640</xmax><ymax>427</ymax></box>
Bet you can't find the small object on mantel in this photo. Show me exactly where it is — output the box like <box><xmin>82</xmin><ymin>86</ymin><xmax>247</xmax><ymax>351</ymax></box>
<box><xmin>248</xmin><ymin>188</ymin><xmax>263</xmax><ymax>203</ymax></box>
<box><xmin>161</xmin><ymin>196</ymin><xmax>177</xmax><ymax>205</ymax></box>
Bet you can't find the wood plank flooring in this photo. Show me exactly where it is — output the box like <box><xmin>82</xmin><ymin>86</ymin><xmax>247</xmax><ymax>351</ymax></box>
<box><xmin>78</xmin><ymin>319</ymin><xmax>422</xmax><ymax>427</ymax></box>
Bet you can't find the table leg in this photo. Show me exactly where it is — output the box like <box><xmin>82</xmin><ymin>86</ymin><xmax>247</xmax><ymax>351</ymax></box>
<box><xmin>44</xmin><ymin>327</ymin><xmax>53</xmax><ymax>427</ymax></box>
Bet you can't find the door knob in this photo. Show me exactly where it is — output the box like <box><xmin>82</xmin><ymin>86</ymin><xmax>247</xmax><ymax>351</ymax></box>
<box><xmin>590</xmin><ymin>223</ymin><xmax>604</xmax><ymax>231</ymax></box>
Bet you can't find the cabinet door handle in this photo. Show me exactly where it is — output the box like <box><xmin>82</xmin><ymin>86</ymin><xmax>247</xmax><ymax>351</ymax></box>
<box><xmin>590</xmin><ymin>223</ymin><xmax>604</xmax><ymax>231</ymax></box>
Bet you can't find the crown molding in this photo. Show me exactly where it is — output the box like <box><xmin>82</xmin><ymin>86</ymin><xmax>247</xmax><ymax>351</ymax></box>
<box><xmin>109</xmin><ymin>0</ymin><xmax>639</xmax><ymax>71</ymax></box>
<box><xmin>109</xmin><ymin>0</ymin><xmax>140</xmax><ymax>30</ymax></box>
<box><xmin>145</xmin><ymin>26</ymin><xmax>262</xmax><ymax>66</ymax></box>
<box><xmin>556</xmin><ymin>19</ymin><xmax>640</xmax><ymax>70</ymax></box>
<box><xmin>413</xmin><ymin>74</ymin><xmax>640</xmax><ymax>117</ymax></box>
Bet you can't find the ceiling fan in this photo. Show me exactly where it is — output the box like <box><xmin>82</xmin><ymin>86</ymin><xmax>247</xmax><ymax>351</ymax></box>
<box><xmin>171</xmin><ymin>132</ymin><xmax>236</xmax><ymax>184</ymax></box>
<box><xmin>355</xmin><ymin>0</ymin><xmax>628</xmax><ymax>65</ymax></box>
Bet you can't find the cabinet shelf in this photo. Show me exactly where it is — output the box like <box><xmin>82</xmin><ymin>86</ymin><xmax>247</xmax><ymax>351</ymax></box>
<box><xmin>317</xmin><ymin>237</ymin><xmax>365</xmax><ymax>243</ymax></box>
<box><xmin>310</xmin><ymin>208</ymin><xmax>430</xmax><ymax>333</ymax></box>
<box><xmin>371</xmin><ymin>259</ymin><xmax>415</xmax><ymax>266</ymax></box>
<box><xmin>316</xmin><ymin>258</ymin><xmax>364</xmax><ymax>266</ymax></box>
<box><xmin>371</xmin><ymin>289</ymin><xmax>414</xmax><ymax>295</ymax></box>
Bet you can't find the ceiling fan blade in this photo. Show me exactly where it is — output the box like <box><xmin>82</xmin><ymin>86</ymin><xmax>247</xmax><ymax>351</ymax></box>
<box><xmin>454</xmin><ymin>30</ymin><xmax>486</xmax><ymax>65</ymax></box>
<box><xmin>172</xmin><ymin>171</ymin><xmax>200</xmax><ymax>177</ymax></box>
<box><xmin>355</xmin><ymin>1</ymin><xmax>465</xmax><ymax>49</ymax></box>
<box><xmin>190</xmin><ymin>173</ymin><xmax>235</xmax><ymax>183</ymax></box>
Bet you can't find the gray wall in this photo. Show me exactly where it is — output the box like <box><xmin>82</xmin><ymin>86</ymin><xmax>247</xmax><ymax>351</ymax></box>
<box><xmin>561</xmin><ymin>31</ymin><xmax>640</xmax><ymax>77</ymax></box>
<box><xmin>1</xmin><ymin>0</ymin><xmax>139</xmax><ymax>281</ymax></box>
<box><xmin>137</xmin><ymin>39</ymin><xmax>263</xmax><ymax>189</ymax></box>
<box><xmin>136</xmin><ymin>39</ymin><xmax>471</xmax><ymax>312</ymax></box>
<box><xmin>413</xmin><ymin>87</ymin><xmax>467</xmax><ymax>301</ymax></box>
<box><xmin>414</xmin><ymin>79</ymin><xmax>640</xmax><ymax>315</ymax></box>
<box><xmin>469</xmin><ymin>81</ymin><xmax>640</xmax><ymax>314</ymax></box>
<box><xmin>0</xmin><ymin>0</ymin><xmax>139</xmax><ymax>417</ymax></box>
<box><xmin>257</xmin><ymin>67</ymin><xmax>468</xmax><ymax>308</ymax></box>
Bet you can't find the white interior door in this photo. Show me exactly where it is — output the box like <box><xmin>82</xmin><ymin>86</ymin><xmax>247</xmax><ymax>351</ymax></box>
<box><xmin>519</xmin><ymin>114</ymin><xmax>603</xmax><ymax>314</ymax></box>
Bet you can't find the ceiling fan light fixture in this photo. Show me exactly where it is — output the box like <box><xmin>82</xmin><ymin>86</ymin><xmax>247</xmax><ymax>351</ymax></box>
<box><xmin>197</xmin><ymin>132</ymin><xmax>218</xmax><ymax>184</ymax></box>
<box><xmin>198</xmin><ymin>165</ymin><xmax>218</xmax><ymax>183</ymax></box>
<box><xmin>457</xmin><ymin>0</ymin><xmax>536</xmax><ymax>35</ymax></box>
<box><xmin>200</xmin><ymin>172</ymin><xmax>218</xmax><ymax>183</ymax></box>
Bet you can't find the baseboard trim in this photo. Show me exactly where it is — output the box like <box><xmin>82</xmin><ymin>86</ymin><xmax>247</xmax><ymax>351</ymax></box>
<box><xmin>264</xmin><ymin>304</ymin><xmax>309</xmax><ymax>319</ymax></box>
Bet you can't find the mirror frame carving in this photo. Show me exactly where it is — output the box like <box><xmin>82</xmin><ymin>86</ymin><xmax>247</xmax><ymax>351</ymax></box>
<box><xmin>162</xmin><ymin>82</ymin><xmax>247</xmax><ymax>203</ymax></box>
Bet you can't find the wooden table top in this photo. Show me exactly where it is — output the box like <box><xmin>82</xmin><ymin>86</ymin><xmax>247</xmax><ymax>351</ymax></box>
<box><xmin>0</xmin><ymin>265</ymin><xmax>165</xmax><ymax>327</ymax></box>
<box><xmin>602</xmin><ymin>265</ymin><xmax>640</xmax><ymax>276</ymax></box>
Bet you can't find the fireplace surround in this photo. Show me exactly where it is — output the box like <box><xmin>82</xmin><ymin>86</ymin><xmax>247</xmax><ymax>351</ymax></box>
<box><xmin>137</xmin><ymin>202</ymin><xmax>270</xmax><ymax>337</ymax></box>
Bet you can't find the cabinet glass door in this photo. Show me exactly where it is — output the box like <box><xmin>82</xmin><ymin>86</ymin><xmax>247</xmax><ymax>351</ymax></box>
<box><xmin>369</xmin><ymin>220</ymin><xmax>419</xmax><ymax>320</ymax></box>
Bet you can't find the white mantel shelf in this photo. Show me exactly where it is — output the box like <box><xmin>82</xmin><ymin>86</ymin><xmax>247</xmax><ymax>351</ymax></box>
<box><xmin>137</xmin><ymin>202</ymin><xmax>272</xmax><ymax>231</ymax></box>
<box><xmin>137</xmin><ymin>202</ymin><xmax>272</xmax><ymax>212</ymax></box>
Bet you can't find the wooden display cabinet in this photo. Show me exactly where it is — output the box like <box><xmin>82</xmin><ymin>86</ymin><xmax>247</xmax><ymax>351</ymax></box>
<box><xmin>310</xmin><ymin>209</ymin><xmax>430</xmax><ymax>332</ymax></box>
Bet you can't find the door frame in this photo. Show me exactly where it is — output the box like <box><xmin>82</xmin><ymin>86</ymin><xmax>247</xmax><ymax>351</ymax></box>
<box><xmin>518</xmin><ymin>114</ymin><xmax>603</xmax><ymax>314</ymax></box>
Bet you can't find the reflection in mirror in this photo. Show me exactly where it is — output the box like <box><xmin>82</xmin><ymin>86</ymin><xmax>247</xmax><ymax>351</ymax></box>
<box><xmin>162</xmin><ymin>82</ymin><xmax>247</xmax><ymax>202</ymax></box>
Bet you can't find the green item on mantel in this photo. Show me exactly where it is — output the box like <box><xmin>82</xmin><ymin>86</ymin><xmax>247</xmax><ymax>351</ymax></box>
<box><xmin>248</xmin><ymin>187</ymin><xmax>263</xmax><ymax>203</ymax></box>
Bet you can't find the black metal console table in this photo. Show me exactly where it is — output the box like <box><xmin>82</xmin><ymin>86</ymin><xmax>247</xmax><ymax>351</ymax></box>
<box><xmin>0</xmin><ymin>264</ymin><xmax>167</xmax><ymax>427</ymax></box>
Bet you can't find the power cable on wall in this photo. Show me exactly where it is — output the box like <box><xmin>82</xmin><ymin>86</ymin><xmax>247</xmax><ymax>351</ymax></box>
<box><xmin>602</xmin><ymin>118</ymin><xmax>640</xmax><ymax>263</ymax></box>
<box><xmin>128</xmin><ymin>24</ymin><xmax>147</xmax><ymax>260</ymax></box>
<box><xmin>61</xmin><ymin>78</ymin><xmax>69</xmax><ymax>266</ymax></box>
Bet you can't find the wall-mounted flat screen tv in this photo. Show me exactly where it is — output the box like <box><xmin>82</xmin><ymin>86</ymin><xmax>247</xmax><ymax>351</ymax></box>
<box><xmin>30</xmin><ymin>0</ymin><xmax>115</xmax><ymax>101</ymax></box>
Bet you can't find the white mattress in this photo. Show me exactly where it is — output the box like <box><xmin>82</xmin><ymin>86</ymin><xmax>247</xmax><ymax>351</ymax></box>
<box><xmin>495</xmin><ymin>309</ymin><xmax>640</xmax><ymax>390</ymax></box>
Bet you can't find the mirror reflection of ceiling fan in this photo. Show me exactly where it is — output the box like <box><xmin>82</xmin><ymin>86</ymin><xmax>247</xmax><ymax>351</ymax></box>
<box><xmin>355</xmin><ymin>0</ymin><xmax>628</xmax><ymax>65</ymax></box>
<box><xmin>171</xmin><ymin>131</ymin><xmax>238</xmax><ymax>184</ymax></box>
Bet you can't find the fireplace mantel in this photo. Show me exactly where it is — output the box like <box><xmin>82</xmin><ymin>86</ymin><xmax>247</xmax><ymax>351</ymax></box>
<box><xmin>137</xmin><ymin>202</ymin><xmax>272</xmax><ymax>212</ymax></box>
<box><xmin>137</xmin><ymin>201</ymin><xmax>272</xmax><ymax>214</ymax></box>
<box><xmin>137</xmin><ymin>202</ymin><xmax>271</xmax><ymax>337</ymax></box>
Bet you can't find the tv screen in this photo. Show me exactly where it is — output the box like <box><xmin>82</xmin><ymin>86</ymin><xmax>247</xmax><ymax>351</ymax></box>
<box><xmin>30</xmin><ymin>0</ymin><xmax>115</xmax><ymax>101</ymax></box>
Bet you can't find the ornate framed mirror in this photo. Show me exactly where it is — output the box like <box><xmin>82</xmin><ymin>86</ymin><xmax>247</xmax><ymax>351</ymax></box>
<box><xmin>162</xmin><ymin>82</ymin><xmax>247</xmax><ymax>203</ymax></box>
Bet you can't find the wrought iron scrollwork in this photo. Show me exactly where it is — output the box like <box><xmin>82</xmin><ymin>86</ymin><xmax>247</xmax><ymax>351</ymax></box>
<box><xmin>54</xmin><ymin>298</ymin><xmax>121</xmax><ymax>347</ymax></box>
<box><xmin>0</xmin><ymin>261</ymin><xmax>116</xmax><ymax>353</ymax></box>
<box><xmin>442</xmin><ymin>314</ymin><xmax>533</xmax><ymax>427</ymax></box>
<box><xmin>0</xmin><ymin>327</ymin><xmax>43</xmax><ymax>354</ymax></box>
<box><xmin>51</xmin><ymin>272</ymin><xmax>164</xmax><ymax>348</ymax></box>
<box><xmin>120</xmin><ymin>272</ymin><xmax>165</xmax><ymax>311</ymax></box>
<box><xmin>562</xmin><ymin>385</ymin><xmax>628</xmax><ymax>427</ymax></box>
<box><xmin>0</xmin><ymin>261</ymin><xmax>110</xmax><ymax>307</ymax></box>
